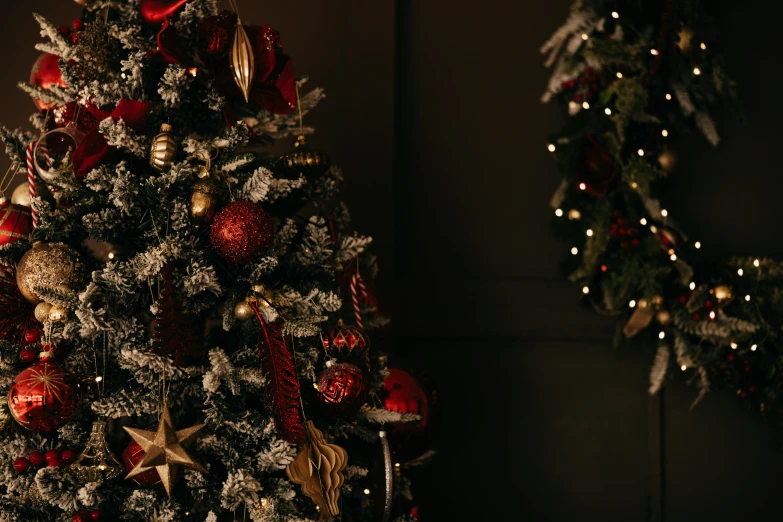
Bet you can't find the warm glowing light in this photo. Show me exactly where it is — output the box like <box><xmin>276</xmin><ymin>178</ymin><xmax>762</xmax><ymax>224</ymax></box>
<box><xmin>737</xmin><ymin>268</ymin><xmax>744</xmax><ymax>276</ymax></box>
<box><xmin>95</xmin><ymin>376</ymin><xmax>103</xmax><ymax>383</ymax></box>
<box><xmin>120</xmin><ymin>73</ymin><xmax>127</xmax><ymax>79</ymax></box>
<box><xmin>579</xmin><ymin>183</ymin><xmax>587</xmax><ymax>191</ymax></box>
<box><xmin>709</xmin><ymin>311</ymin><xmax>716</xmax><ymax>320</ymax></box>
<box><xmin>188</xmin><ymin>67</ymin><xmax>198</xmax><ymax>77</ymax></box>
<box><xmin>568</xmin><ymin>209</ymin><xmax>581</xmax><ymax>220</ymax></box>
<box><xmin>586</xmin><ymin>229</ymin><xmax>594</xmax><ymax>237</ymax></box>
<box><xmin>611</xmin><ymin>11</ymin><xmax>619</xmax><ymax>18</ymax></box>
<box><xmin>364</xmin><ymin>489</ymin><xmax>371</xmax><ymax>495</ymax></box>
<box><xmin>581</xmin><ymin>33</ymin><xmax>589</xmax><ymax>40</ymax></box>
<box><xmin>661</xmin><ymin>209</ymin><xmax>668</xmax><ymax>217</ymax></box>
<box><xmin>694</xmin><ymin>241</ymin><xmax>701</xmax><ymax>249</ymax></box>
<box><xmin>665</xmin><ymin>93</ymin><xmax>672</xmax><ymax>100</ymax></box>
<box><xmin>555</xmin><ymin>208</ymin><xmax>564</xmax><ymax>217</ymax></box>
<box><xmin>548</xmin><ymin>143</ymin><xmax>556</xmax><ymax>152</ymax></box>
<box><xmin>631</xmin><ymin>182</ymin><xmax>638</xmax><ymax>188</ymax></box>
<box><xmin>605</xmin><ymin>108</ymin><xmax>612</xmax><ymax>115</ymax></box>
<box><xmin>640</xmin><ymin>218</ymin><xmax>647</xmax><ymax>225</ymax></box>
<box><xmin>108</xmin><ymin>252</ymin><xmax>115</xmax><ymax>260</ymax></box>
<box><xmin>689</xmin><ymin>282</ymin><xmax>696</xmax><ymax>290</ymax></box>
<box><xmin>571</xmin><ymin>247</ymin><xmax>579</xmax><ymax>255</ymax></box>
<box><xmin>670</xmin><ymin>254</ymin><xmax>677</xmax><ymax>261</ymax></box>
<box><xmin>753</xmin><ymin>259</ymin><xmax>760</xmax><ymax>267</ymax></box>
<box><xmin>681</xmin><ymin>365</ymin><xmax>687</xmax><ymax>371</ymax></box>
<box><xmin>693</xmin><ymin>67</ymin><xmax>701</xmax><ymax>75</ymax></box>
<box><xmin>751</xmin><ymin>344</ymin><xmax>758</xmax><ymax>351</ymax></box>
<box><xmin>637</xmin><ymin>149</ymin><xmax>645</xmax><ymax>156</ymax></box>
<box><xmin>700</xmin><ymin>42</ymin><xmax>707</xmax><ymax>50</ymax></box>
<box><xmin>582</xmin><ymin>101</ymin><xmax>590</xmax><ymax>109</ymax></box>
<box><xmin>730</xmin><ymin>342</ymin><xmax>738</xmax><ymax>349</ymax></box>
<box><xmin>745</xmin><ymin>295</ymin><xmax>751</xmax><ymax>302</ymax></box>
<box><xmin>582</xmin><ymin>286</ymin><xmax>590</xmax><ymax>294</ymax></box>
<box><xmin>650</xmin><ymin>49</ymin><xmax>659</xmax><ymax>56</ymax></box>
<box><xmin>662</xmin><ymin>129</ymin><xmax>669</xmax><ymax>137</ymax></box>
<box><xmin>629</xmin><ymin>300</ymin><xmax>636</xmax><ymax>308</ymax></box>
<box><xmin>650</xmin><ymin>225</ymin><xmax>658</xmax><ymax>234</ymax></box>
<box><xmin>659</xmin><ymin>331</ymin><xmax>665</xmax><ymax>339</ymax></box>
<box><xmin>616</xmin><ymin>72</ymin><xmax>623</xmax><ymax>78</ymax></box>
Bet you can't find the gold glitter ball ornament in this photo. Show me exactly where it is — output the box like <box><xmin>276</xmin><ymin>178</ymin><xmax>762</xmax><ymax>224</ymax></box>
<box><xmin>149</xmin><ymin>124</ymin><xmax>178</xmax><ymax>172</ymax></box>
<box><xmin>34</xmin><ymin>302</ymin><xmax>52</xmax><ymax>323</ymax></box>
<box><xmin>16</xmin><ymin>242</ymin><xmax>85</xmax><ymax>305</ymax></box>
<box><xmin>48</xmin><ymin>305</ymin><xmax>68</xmax><ymax>323</ymax></box>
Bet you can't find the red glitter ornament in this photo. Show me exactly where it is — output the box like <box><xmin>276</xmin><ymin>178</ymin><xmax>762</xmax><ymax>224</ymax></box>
<box><xmin>0</xmin><ymin>202</ymin><xmax>32</xmax><ymax>247</ymax></box>
<box><xmin>210</xmin><ymin>201</ymin><xmax>274</xmax><ymax>264</ymax></box>
<box><xmin>315</xmin><ymin>363</ymin><xmax>368</xmax><ymax>418</ymax></box>
<box><xmin>121</xmin><ymin>439</ymin><xmax>163</xmax><ymax>488</ymax></box>
<box><xmin>383</xmin><ymin>368</ymin><xmax>430</xmax><ymax>431</ymax></box>
<box><xmin>29</xmin><ymin>53</ymin><xmax>65</xmax><ymax>112</ymax></box>
<box><xmin>323</xmin><ymin>320</ymin><xmax>369</xmax><ymax>361</ymax></box>
<box><xmin>8</xmin><ymin>354</ymin><xmax>79</xmax><ymax>432</ymax></box>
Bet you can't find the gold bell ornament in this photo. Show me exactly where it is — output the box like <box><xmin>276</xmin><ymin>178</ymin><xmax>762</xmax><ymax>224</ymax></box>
<box><xmin>149</xmin><ymin>124</ymin><xmax>178</xmax><ymax>172</ymax></box>
<box><xmin>189</xmin><ymin>158</ymin><xmax>222</xmax><ymax>226</ymax></box>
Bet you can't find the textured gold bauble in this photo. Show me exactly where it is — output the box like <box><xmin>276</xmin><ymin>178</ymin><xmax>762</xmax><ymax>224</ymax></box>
<box><xmin>16</xmin><ymin>242</ymin><xmax>85</xmax><ymax>305</ymax></box>
<box><xmin>234</xmin><ymin>300</ymin><xmax>255</xmax><ymax>321</ymax></box>
<box><xmin>11</xmin><ymin>183</ymin><xmax>31</xmax><ymax>207</ymax></box>
<box><xmin>712</xmin><ymin>285</ymin><xmax>733</xmax><ymax>303</ymax></box>
<box><xmin>655</xmin><ymin>309</ymin><xmax>672</xmax><ymax>325</ymax></box>
<box><xmin>34</xmin><ymin>302</ymin><xmax>52</xmax><ymax>323</ymax></box>
<box><xmin>189</xmin><ymin>177</ymin><xmax>222</xmax><ymax>226</ymax></box>
<box><xmin>281</xmin><ymin>135</ymin><xmax>331</xmax><ymax>176</ymax></box>
<box><xmin>149</xmin><ymin>124</ymin><xmax>178</xmax><ymax>172</ymax></box>
<box><xmin>48</xmin><ymin>305</ymin><xmax>68</xmax><ymax>323</ymax></box>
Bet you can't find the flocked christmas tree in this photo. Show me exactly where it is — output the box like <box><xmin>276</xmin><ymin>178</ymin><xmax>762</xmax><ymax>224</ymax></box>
<box><xmin>0</xmin><ymin>1</ymin><xmax>434</xmax><ymax>521</ymax></box>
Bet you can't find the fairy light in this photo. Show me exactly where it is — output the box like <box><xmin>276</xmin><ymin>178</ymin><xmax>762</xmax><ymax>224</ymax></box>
<box><xmin>751</xmin><ymin>344</ymin><xmax>758</xmax><ymax>351</ymax></box>
<box><xmin>681</xmin><ymin>365</ymin><xmax>687</xmax><ymax>371</ymax></box>
<box><xmin>629</xmin><ymin>300</ymin><xmax>636</xmax><ymax>308</ymax></box>
<box><xmin>582</xmin><ymin>101</ymin><xmax>590</xmax><ymax>109</ymax></box>
<box><xmin>737</xmin><ymin>268</ymin><xmax>744</xmax><ymax>276</ymax></box>
<box><xmin>616</xmin><ymin>72</ymin><xmax>623</xmax><ymax>78</ymax></box>
<box><xmin>631</xmin><ymin>182</ymin><xmax>638</xmax><ymax>188</ymax></box>
<box><xmin>364</xmin><ymin>489</ymin><xmax>371</xmax><ymax>495</ymax></box>
<box><xmin>650</xmin><ymin>225</ymin><xmax>658</xmax><ymax>234</ymax></box>
<box><xmin>640</xmin><ymin>218</ymin><xmax>647</xmax><ymax>225</ymax></box>
<box><xmin>555</xmin><ymin>208</ymin><xmax>564</xmax><ymax>217</ymax></box>
<box><xmin>700</xmin><ymin>42</ymin><xmax>707</xmax><ymax>50</ymax></box>
<box><xmin>107</xmin><ymin>252</ymin><xmax>115</xmax><ymax>260</ymax></box>
<box><xmin>670</xmin><ymin>253</ymin><xmax>677</xmax><ymax>261</ymax></box>
<box><xmin>709</xmin><ymin>310</ymin><xmax>716</xmax><ymax>320</ymax></box>
<box><xmin>578</xmin><ymin>183</ymin><xmax>587</xmax><ymax>191</ymax></box>
<box><xmin>658</xmin><ymin>331</ymin><xmax>665</xmax><ymax>340</ymax></box>
<box><xmin>586</xmin><ymin>229</ymin><xmax>594</xmax><ymax>237</ymax></box>
<box><xmin>650</xmin><ymin>49</ymin><xmax>659</xmax><ymax>56</ymax></box>
<box><xmin>637</xmin><ymin>149</ymin><xmax>645</xmax><ymax>157</ymax></box>
<box><xmin>662</xmin><ymin>129</ymin><xmax>669</xmax><ymax>137</ymax></box>
<box><xmin>581</xmin><ymin>34</ymin><xmax>589</xmax><ymax>41</ymax></box>
<box><xmin>730</xmin><ymin>342</ymin><xmax>738</xmax><ymax>349</ymax></box>
<box><xmin>693</xmin><ymin>67</ymin><xmax>701</xmax><ymax>75</ymax></box>
<box><xmin>689</xmin><ymin>282</ymin><xmax>696</xmax><ymax>290</ymax></box>
<box><xmin>95</xmin><ymin>376</ymin><xmax>103</xmax><ymax>383</ymax></box>
<box><xmin>582</xmin><ymin>286</ymin><xmax>590</xmax><ymax>294</ymax></box>
<box><xmin>661</xmin><ymin>209</ymin><xmax>668</xmax><ymax>217</ymax></box>
<box><xmin>604</xmin><ymin>108</ymin><xmax>612</xmax><ymax>115</ymax></box>
<box><xmin>753</xmin><ymin>259</ymin><xmax>760</xmax><ymax>267</ymax></box>
<box><xmin>568</xmin><ymin>209</ymin><xmax>582</xmax><ymax>220</ymax></box>
<box><xmin>694</xmin><ymin>241</ymin><xmax>701</xmax><ymax>249</ymax></box>
<box><xmin>665</xmin><ymin>93</ymin><xmax>672</xmax><ymax>100</ymax></box>
<box><xmin>745</xmin><ymin>294</ymin><xmax>751</xmax><ymax>302</ymax></box>
<box><xmin>120</xmin><ymin>72</ymin><xmax>127</xmax><ymax>79</ymax></box>
<box><xmin>611</xmin><ymin>11</ymin><xmax>619</xmax><ymax>18</ymax></box>
<box><xmin>571</xmin><ymin>247</ymin><xmax>579</xmax><ymax>255</ymax></box>
<box><xmin>188</xmin><ymin>67</ymin><xmax>198</xmax><ymax>77</ymax></box>
<box><xmin>548</xmin><ymin>143</ymin><xmax>556</xmax><ymax>152</ymax></box>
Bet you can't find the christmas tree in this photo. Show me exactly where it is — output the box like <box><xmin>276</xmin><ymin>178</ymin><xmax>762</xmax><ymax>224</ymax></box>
<box><xmin>0</xmin><ymin>1</ymin><xmax>431</xmax><ymax>520</ymax></box>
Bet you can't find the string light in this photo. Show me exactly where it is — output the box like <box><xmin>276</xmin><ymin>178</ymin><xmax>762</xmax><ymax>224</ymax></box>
<box><xmin>670</xmin><ymin>253</ymin><xmax>677</xmax><ymax>261</ymax></box>
<box><xmin>730</xmin><ymin>342</ymin><xmax>738</xmax><ymax>349</ymax></box>
<box><xmin>547</xmin><ymin>143</ymin><xmax>556</xmax><ymax>152</ymax></box>
<box><xmin>640</xmin><ymin>218</ymin><xmax>647</xmax><ymax>225</ymax></box>
<box><xmin>578</xmin><ymin>183</ymin><xmax>587</xmax><ymax>191</ymax></box>
<box><xmin>708</xmin><ymin>311</ymin><xmax>716</xmax><ymax>320</ymax></box>
<box><xmin>737</xmin><ymin>268</ymin><xmax>744</xmax><ymax>276</ymax></box>
<box><xmin>120</xmin><ymin>72</ymin><xmax>127</xmax><ymax>79</ymax></box>
<box><xmin>750</xmin><ymin>344</ymin><xmax>758</xmax><ymax>351</ymax></box>
<box><xmin>581</xmin><ymin>33</ymin><xmax>589</xmax><ymax>40</ymax></box>
<box><xmin>700</xmin><ymin>42</ymin><xmax>707</xmax><ymax>50</ymax></box>
<box><xmin>637</xmin><ymin>149</ymin><xmax>645</xmax><ymax>156</ymax></box>
<box><xmin>188</xmin><ymin>67</ymin><xmax>198</xmax><ymax>77</ymax></box>
<box><xmin>616</xmin><ymin>72</ymin><xmax>623</xmax><ymax>78</ymax></box>
<box><xmin>604</xmin><ymin>108</ymin><xmax>612</xmax><ymax>115</ymax></box>
<box><xmin>364</xmin><ymin>489</ymin><xmax>371</xmax><ymax>495</ymax></box>
<box><xmin>689</xmin><ymin>282</ymin><xmax>696</xmax><ymax>290</ymax></box>
<box><xmin>745</xmin><ymin>295</ymin><xmax>751</xmax><ymax>302</ymax></box>
<box><xmin>95</xmin><ymin>376</ymin><xmax>103</xmax><ymax>383</ymax></box>
<box><xmin>611</xmin><ymin>11</ymin><xmax>619</xmax><ymax>18</ymax></box>
<box><xmin>582</xmin><ymin>101</ymin><xmax>590</xmax><ymax>109</ymax></box>
<box><xmin>571</xmin><ymin>247</ymin><xmax>579</xmax><ymax>255</ymax></box>
<box><xmin>108</xmin><ymin>252</ymin><xmax>115</xmax><ymax>260</ymax></box>
<box><xmin>753</xmin><ymin>259</ymin><xmax>760</xmax><ymax>267</ymax></box>
<box><xmin>568</xmin><ymin>209</ymin><xmax>581</xmax><ymax>220</ymax></box>
<box><xmin>693</xmin><ymin>67</ymin><xmax>701</xmax><ymax>75</ymax></box>
<box><xmin>680</xmin><ymin>365</ymin><xmax>687</xmax><ymax>371</ymax></box>
<box><xmin>659</xmin><ymin>331</ymin><xmax>666</xmax><ymax>339</ymax></box>
<box><xmin>631</xmin><ymin>182</ymin><xmax>638</xmax><ymax>188</ymax></box>
<box><xmin>694</xmin><ymin>241</ymin><xmax>701</xmax><ymax>249</ymax></box>
<box><xmin>660</xmin><ymin>209</ymin><xmax>668</xmax><ymax>217</ymax></box>
<box><xmin>555</xmin><ymin>208</ymin><xmax>564</xmax><ymax>217</ymax></box>
<box><xmin>650</xmin><ymin>49</ymin><xmax>659</xmax><ymax>56</ymax></box>
<box><xmin>662</xmin><ymin>129</ymin><xmax>669</xmax><ymax>137</ymax></box>
<box><xmin>586</xmin><ymin>229</ymin><xmax>594</xmax><ymax>237</ymax></box>
<box><xmin>629</xmin><ymin>300</ymin><xmax>636</xmax><ymax>308</ymax></box>
<box><xmin>582</xmin><ymin>286</ymin><xmax>590</xmax><ymax>294</ymax></box>
<box><xmin>665</xmin><ymin>93</ymin><xmax>672</xmax><ymax>100</ymax></box>
<box><xmin>650</xmin><ymin>225</ymin><xmax>658</xmax><ymax>233</ymax></box>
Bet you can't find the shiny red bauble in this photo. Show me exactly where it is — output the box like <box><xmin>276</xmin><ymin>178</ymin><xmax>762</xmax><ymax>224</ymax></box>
<box><xmin>383</xmin><ymin>368</ymin><xmax>430</xmax><ymax>431</ymax></box>
<box><xmin>8</xmin><ymin>356</ymin><xmax>79</xmax><ymax>432</ymax></box>
<box><xmin>91</xmin><ymin>511</ymin><xmax>101</xmax><ymax>521</ymax></box>
<box><xmin>122</xmin><ymin>439</ymin><xmax>163</xmax><ymax>488</ymax></box>
<box><xmin>0</xmin><ymin>202</ymin><xmax>32</xmax><ymax>247</ymax></box>
<box><xmin>210</xmin><ymin>201</ymin><xmax>274</xmax><ymax>264</ymax></box>
<box><xmin>45</xmin><ymin>450</ymin><xmax>59</xmax><ymax>462</ymax></box>
<box><xmin>24</xmin><ymin>329</ymin><xmax>41</xmax><ymax>344</ymax></box>
<box><xmin>315</xmin><ymin>363</ymin><xmax>368</xmax><ymax>418</ymax></box>
<box><xmin>72</xmin><ymin>19</ymin><xmax>84</xmax><ymax>31</ymax></box>
<box><xmin>13</xmin><ymin>457</ymin><xmax>30</xmax><ymax>473</ymax></box>
<box><xmin>47</xmin><ymin>457</ymin><xmax>62</xmax><ymax>467</ymax></box>
<box><xmin>29</xmin><ymin>53</ymin><xmax>65</xmax><ymax>112</ymax></box>
<box><xmin>19</xmin><ymin>350</ymin><xmax>37</xmax><ymax>364</ymax></box>
<box><xmin>323</xmin><ymin>321</ymin><xmax>368</xmax><ymax>361</ymax></box>
<box><xmin>28</xmin><ymin>451</ymin><xmax>45</xmax><ymax>466</ymax></box>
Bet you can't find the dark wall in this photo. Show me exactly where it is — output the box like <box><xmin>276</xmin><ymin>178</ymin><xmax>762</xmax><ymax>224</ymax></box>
<box><xmin>3</xmin><ymin>1</ymin><xmax>783</xmax><ymax>521</ymax></box>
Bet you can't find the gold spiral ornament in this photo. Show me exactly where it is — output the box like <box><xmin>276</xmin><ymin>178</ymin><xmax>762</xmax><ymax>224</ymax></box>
<box><xmin>230</xmin><ymin>16</ymin><xmax>255</xmax><ymax>103</ymax></box>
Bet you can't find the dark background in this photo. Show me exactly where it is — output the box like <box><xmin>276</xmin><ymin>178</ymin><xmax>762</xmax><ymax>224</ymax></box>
<box><xmin>5</xmin><ymin>1</ymin><xmax>783</xmax><ymax>521</ymax></box>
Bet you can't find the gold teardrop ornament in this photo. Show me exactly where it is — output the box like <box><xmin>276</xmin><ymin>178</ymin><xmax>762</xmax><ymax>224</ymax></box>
<box><xmin>231</xmin><ymin>19</ymin><xmax>255</xmax><ymax>103</ymax></box>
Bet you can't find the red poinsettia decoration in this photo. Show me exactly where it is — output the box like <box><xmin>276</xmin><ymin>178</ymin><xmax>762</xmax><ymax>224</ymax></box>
<box><xmin>157</xmin><ymin>11</ymin><xmax>296</xmax><ymax>115</ymax></box>
<box><xmin>574</xmin><ymin>133</ymin><xmax>620</xmax><ymax>197</ymax></box>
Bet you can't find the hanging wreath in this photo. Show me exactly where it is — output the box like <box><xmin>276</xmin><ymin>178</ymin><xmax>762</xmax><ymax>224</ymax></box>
<box><xmin>542</xmin><ymin>2</ymin><xmax>776</xmax><ymax>408</ymax></box>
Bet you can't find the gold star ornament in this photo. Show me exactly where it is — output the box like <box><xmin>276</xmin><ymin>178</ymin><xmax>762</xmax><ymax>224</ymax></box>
<box><xmin>123</xmin><ymin>402</ymin><xmax>207</xmax><ymax>496</ymax></box>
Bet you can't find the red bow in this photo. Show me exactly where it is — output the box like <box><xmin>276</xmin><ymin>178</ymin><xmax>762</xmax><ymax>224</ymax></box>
<box><xmin>70</xmin><ymin>100</ymin><xmax>152</xmax><ymax>177</ymax></box>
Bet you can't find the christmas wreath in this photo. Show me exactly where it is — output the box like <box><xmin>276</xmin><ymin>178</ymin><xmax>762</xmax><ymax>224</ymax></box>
<box><xmin>542</xmin><ymin>1</ymin><xmax>777</xmax><ymax>408</ymax></box>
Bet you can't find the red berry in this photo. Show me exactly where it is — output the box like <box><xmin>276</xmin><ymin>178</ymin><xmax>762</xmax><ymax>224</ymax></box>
<box><xmin>28</xmin><ymin>451</ymin><xmax>45</xmax><ymax>466</ymax></box>
<box><xmin>567</xmin><ymin>80</ymin><xmax>576</xmax><ymax>88</ymax></box>
<box><xmin>73</xmin><ymin>19</ymin><xmax>85</xmax><ymax>31</ymax></box>
<box><xmin>586</xmin><ymin>91</ymin><xmax>594</xmax><ymax>100</ymax></box>
<box><xmin>24</xmin><ymin>329</ymin><xmax>41</xmax><ymax>343</ymax></box>
<box><xmin>91</xmin><ymin>511</ymin><xmax>101</xmax><ymax>521</ymax></box>
<box><xmin>621</xmin><ymin>241</ymin><xmax>629</xmax><ymax>249</ymax></box>
<box><xmin>600</xmin><ymin>265</ymin><xmax>608</xmax><ymax>272</ymax></box>
<box><xmin>584</xmin><ymin>67</ymin><xmax>593</xmax><ymax>75</ymax></box>
<box><xmin>679</xmin><ymin>295</ymin><xmax>687</xmax><ymax>304</ymax></box>
<box><xmin>73</xmin><ymin>513</ymin><xmax>89</xmax><ymax>522</ymax></box>
<box><xmin>61</xmin><ymin>449</ymin><xmax>77</xmax><ymax>463</ymax></box>
<box><xmin>727</xmin><ymin>355</ymin><xmax>735</xmax><ymax>362</ymax></box>
<box><xmin>739</xmin><ymin>390</ymin><xmax>748</xmax><ymax>398</ymax></box>
<box><xmin>749</xmin><ymin>385</ymin><xmax>757</xmax><ymax>392</ymax></box>
<box><xmin>67</xmin><ymin>59</ymin><xmax>77</xmax><ymax>67</ymax></box>
<box><xmin>19</xmin><ymin>350</ymin><xmax>37</xmax><ymax>363</ymax></box>
<box><xmin>59</xmin><ymin>25</ymin><xmax>71</xmax><ymax>36</ymax></box>
<box><xmin>692</xmin><ymin>313</ymin><xmax>701</xmax><ymax>321</ymax></box>
<box><xmin>47</xmin><ymin>457</ymin><xmax>62</xmax><ymax>468</ymax></box>
<box><xmin>631</xmin><ymin>238</ymin><xmax>640</xmax><ymax>246</ymax></box>
<box><xmin>45</xmin><ymin>450</ymin><xmax>60</xmax><ymax>462</ymax></box>
<box><xmin>579</xmin><ymin>75</ymin><xmax>587</xmax><ymax>84</ymax></box>
<box><xmin>574</xmin><ymin>94</ymin><xmax>582</xmax><ymax>103</ymax></box>
<box><xmin>704</xmin><ymin>300</ymin><xmax>713</xmax><ymax>309</ymax></box>
<box><xmin>70</xmin><ymin>33</ymin><xmax>80</xmax><ymax>44</ymax></box>
<box><xmin>13</xmin><ymin>457</ymin><xmax>30</xmax><ymax>473</ymax></box>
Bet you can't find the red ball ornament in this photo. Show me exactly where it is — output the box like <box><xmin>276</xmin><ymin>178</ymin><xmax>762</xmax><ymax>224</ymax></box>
<box><xmin>90</xmin><ymin>511</ymin><xmax>101</xmax><ymax>521</ymax></box>
<box><xmin>73</xmin><ymin>511</ymin><xmax>89</xmax><ymax>522</ymax></box>
<box><xmin>19</xmin><ymin>350</ymin><xmax>37</xmax><ymax>364</ymax></box>
<box><xmin>323</xmin><ymin>321</ymin><xmax>369</xmax><ymax>361</ymax></box>
<box><xmin>13</xmin><ymin>457</ymin><xmax>30</xmax><ymax>473</ymax></box>
<box><xmin>315</xmin><ymin>363</ymin><xmax>368</xmax><ymax>418</ymax></box>
<box><xmin>24</xmin><ymin>329</ymin><xmax>41</xmax><ymax>344</ymax></box>
<box><xmin>30</xmin><ymin>53</ymin><xmax>65</xmax><ymax>112</ymax></box>
<box><xmin>59</xmin><ymin>25</ymin><xmax>71</xmax><ymax>36</ymax></box>
<box><xmin>122</xmin><ymin>440</ymin><xmax>163</xmax><ymax>488</ymax></box>
<box><xmin>210</xmin><ymin>201</ymin><xmax>274</xmax><ymax>264</ymax></box>
<box><xmin>70</xmin><ymin>33</ymin><xmax>80</xmax><ymax>44</ymax></box>
<box><xmin>61</xmin><ymin>449</ymin><xmax>76</xmax><ymax>463</ymax></box>
<box><xmin>0</xmin><ymin>202</ymin><xmax>32</xmax><ymax>247</ymax></box>
<box><xmin>47</xmin><ymin>457</ymin><xmax>62</xmax><ymax>467</ymax></box>
<box><xmin>383</xmin><ymin>368</ymin><xmax>430</xmax><ymax>432</ymax></box>
<box><xmin>8</xmin><ymin>355</ymin><xmax>79</xmax><ymax>432</ymax></box>
<box><xmin>45</xmin><ymin>450</ymin><xmax>59</xmax><ymax>462</ymax></box>
<box><xmin>140</xmin><ymin>0</ymin><xmax>193</xmax><ymax>24</ymax></box>
<box><xmin>28</xmin><ymin>451</ymin><xmax>45</xmax><ymax>466</ymax></box>
<box><xmin>73</xmin><ymin>19</ymin><xmax>84</xmax><ymax>31</ymax></box>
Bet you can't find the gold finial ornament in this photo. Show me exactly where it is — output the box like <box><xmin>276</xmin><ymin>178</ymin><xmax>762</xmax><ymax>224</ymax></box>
<box><xmin>149</xmin><ymin>124</ymin><xmax>178</xmax><ymax>172</ymax></box>
<box><xmin>69</xmin><ymin>421</ymin><xmax>125</xmax><ymax>483</ymax></box>
<box><xmin>230</xmin><ymin>10</ymin><xmax>255</xmax><ymax>103</ymax></box>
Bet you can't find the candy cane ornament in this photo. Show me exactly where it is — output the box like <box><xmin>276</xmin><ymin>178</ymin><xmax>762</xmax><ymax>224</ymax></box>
<box><xmin>25</xmin><ymin>142</ymin><xmax>38</xmax><ymax>229</ymax></box>
<box><xmin>350</xmin><ymin>272</ymin><xmax>369</xmax><ymax>330</ymax></box>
